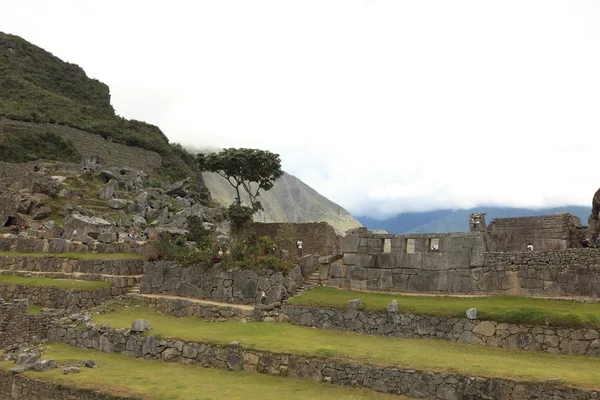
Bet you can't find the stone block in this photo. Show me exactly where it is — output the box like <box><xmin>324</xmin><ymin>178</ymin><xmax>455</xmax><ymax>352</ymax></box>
<box><xmin>386</xmin><ymin>300</ymin><xmax>398</xmax><ymax>313</ymax></box>
<box><xmin>466</xmin><ymin>308</ymin><xmax>477</xmax><ymax>320</ymax></box>
<box><xmin>356</xmin><ymin>254</ymin><xmax>377</xmax><ymax>268</ymax></box>
<box><xmin>346</xmin><ymin>299</ymin><xmax>363</xmax><ymax>309</ymax></box>
<box><xmin>329</xmin><ymin>263</ymin><xmax>347</xmax><ymax>279</ymax></box>
<box><xmin>318</xmin><ymin>264</ymin><xmax>330</xmax><ymax>280</ymax></box>
<box><xmin>347</xmin><ymin>265</ymin><xmax>367</xmax><ymax>280</ymax></box>
<box><xmin>343</xmin><ymin>253</ymin><xmax>357</xmax><ymax>266</ymax></box>
<box><xmin>342</xmin><ymin>235</ymin><xmax>360</xmax><ymax>253</ymax></box>
<box><xmin>377</xmin><ymin>253</ymin><xmax>395</xmax><ymax>269</ymax></box>
<box><xmin>367</xmin><ymin>238</ymin><xmax>384</xmax><ymax>255</ymax></box>
<box><xmin>473</xmin><ymin>321</ymin><xmax>496</xmax><ymax>337</ymax></box>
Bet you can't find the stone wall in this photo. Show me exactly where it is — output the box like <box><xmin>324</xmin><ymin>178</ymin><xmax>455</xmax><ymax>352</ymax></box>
<box><xmin>0</xmin><ymin>256</ymin><xmax>144</xmax><ymax>275</ymax></box>
<box><xmin>246</xmin><ymin>222</ymin><xmax>341</xmax><ymax>256</ymax></box>
<box><xmin>0</xmin><ymin>300</ymin><xmax>58</xmax><ymax>348</ymax></box>
<box><xmin>282</xmin><ymin>305</ymin><xmax>600</xmax><ymax>357</ymax></box>
<box><xmin>128</xmin><ymin>294</ymin><xmax>252</xmax><ymax>321</ymax></box>
<box><xmin>0</xmin><ymin>236</ymin><xmax>150</xmax><ymax>255</ymax></box>
<box><xmin>0</xmin><ymin>284</ymin><xmax>127</xmax><ymax>311</ymax></box>
<box><xmin>140</xmin><ymin>262</ymin><xmax>304</xmax><ymax>305</ymax></box>
<box><xmin>328</xmin><ymin>229</ymin><xmax>486</xmax><ymax>292</ymax></box>
<box><xmin>486</xmin><ymin>213</ymin><xmax>584</xmax><ymax>252</ymax></box>
<box><xmin>48</xmin><ymin>323</ymin><xmax>598</xmax><ymax>400</ymax></box>
<box><xmin>0</xmin><ymin>370</ymin><xmax>136</xmax><ymax>400</ymax></box>
<box><xmin>330</xmin><ymin>227</ymin><xmax>600</xmax><ymax>296</ymax></box>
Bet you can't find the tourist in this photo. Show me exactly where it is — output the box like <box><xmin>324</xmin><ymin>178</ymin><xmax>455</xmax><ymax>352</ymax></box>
<box><xmin>259</xmin><ymin>289</ymin><xmax>267</xmax><ymax>304</ymax></box>
<box><xmin>296</xmin><ymin>239</ymin><xmax>303</xmax><ymax>257</ymax></box>
<box><xmin>526</xmin><ymin>243</ymin><xmax>533</xmax><ymax>252</ymax></box>
<box><xmin>72</xmin><ymin>229</ymin><xmax>77</xmax><ymax>239</ymax></box>
<box><xmin>582</xmin><ymin>238</ymin><xmax>593</xmax><ymax>248</ymax></box>
<box><xmin>279</xmin><ymin>288</ymin><xmax>289</xmax><ymax>303</ymax></box>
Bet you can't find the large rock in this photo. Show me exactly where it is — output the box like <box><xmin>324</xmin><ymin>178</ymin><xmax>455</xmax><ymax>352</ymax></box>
<box><xmin>386</xmin><ymin>299</ymin><xmax>398</xmax><ymax>313</ymax></box>
<box><xmin>32</xmin><ymin>206</ymin><xmax>51</xmax><ymax>220</ymax></box>
<box><xmin>131</xmin><ymin>319</ymin><xmax>152</xmax><ymax>333</ymax></box>
<box><xmin>99</xmin><ymin>170</ymin><xmax>119</xmax><ymax>183</ymax></box>
<box><xmin>33</xmin><ymin>359</ymin><xmax>57</xmax><ymax>372</ymax></box>
<box><xmin>590</xmin><ymin>188</ymin><xmax>600</xmax><ymax>238</ymax></box>
<box><xmin>0</xmin><ymin>194</ymin><xmax>17</xmax><ymax>227</ymax></box>
<box><xmin>15</xmin><ymin>347</ymin><xmax>41</xmax><ymax>365</ymax></box>
<box><xmin>466</xmin><ymin>308</ymin><xmax>478</xmax><ymax>320</ymax></box>
<box><xmin>346</xmin><ymin>299</ymin><xmax>363</xmax><ymax>310</ymax></box>
<box><xmin>107</xmin><ymin>198</ymin><xmax>127</xmax><ymax>209</ymax></box>
<box><xmin>166</xmin><ymin>178</ymin><xmax>190</xmax><ymax>197</ymax></box>
<box><xmin>98</xmin><ymin>179</ymin><xmax>118</xmax><ymax>200</ymax></box>
<box><xmin>64</xmin><ymin>213</ymin><xmax>115</xmax><ymax>239</ymax></box>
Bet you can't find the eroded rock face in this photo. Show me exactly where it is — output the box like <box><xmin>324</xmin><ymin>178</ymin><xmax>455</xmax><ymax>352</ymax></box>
<box><xmin>0</xmin><ymin>194</ymin><xmax>17</xmax><ymax>227</ymax></box>
<box><xmin>589</xmin><ymin>188</ymin><xmax>600</xmax><ymax>238</ymax></box>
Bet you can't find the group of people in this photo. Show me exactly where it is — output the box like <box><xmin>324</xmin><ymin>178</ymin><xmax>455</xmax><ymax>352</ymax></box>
<box><xmin>9</xmin><ymin>224</ymin><xmax>47</xmax><ymax>236</ymax></box>
<box><xmin>127</xmin><ymin>231</ymin><xmax>155</xmax><ymax>241</ymax></box>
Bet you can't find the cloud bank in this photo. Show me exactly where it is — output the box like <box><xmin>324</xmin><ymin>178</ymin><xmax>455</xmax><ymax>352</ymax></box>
<box><xmin>2</xmin><ymin>1</ymin><xmax>599</xmax><ymax>218</ymax></box>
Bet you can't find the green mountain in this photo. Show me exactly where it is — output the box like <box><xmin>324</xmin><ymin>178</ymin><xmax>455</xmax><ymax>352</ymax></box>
<box><xmin>0</xmin><ymin>32</ymin><xmax>197</xmax><ymax>182</ymax></box>
<box><xmin>203</xmin><ymin>172</ymin><xmax>362</xmax><ymax>233</ymax></box>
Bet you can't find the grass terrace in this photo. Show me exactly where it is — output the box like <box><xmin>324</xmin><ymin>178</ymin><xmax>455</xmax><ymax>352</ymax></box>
<box><xmin>94</xmin><ymin>306</ymin><xmax>600</xmax><ymax>390</ymax></box>
<box><xmin>0</xmin><ymin>275</ymin><xmax>111</xmax><ymax>290</ymax></box>
<box><xmin>288</xmin><ymin>286</ymin><xmax>600</xmax><ymax>329</ymax></box>
<box><xmin>0</xmin><ymin>343</ymin><xmax>410</xmax><ymax>400</ymax></box>
<box><xmin>0</xmin><ymin>251</ymin><xmax>144</xmax><ymax>260</ymax></box>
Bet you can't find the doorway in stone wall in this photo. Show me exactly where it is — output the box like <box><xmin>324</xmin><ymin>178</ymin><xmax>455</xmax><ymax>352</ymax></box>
<box><xmin>3</xmin><ymin>216</ymin><xmax>16</xmax><ymax>227</ymax></box>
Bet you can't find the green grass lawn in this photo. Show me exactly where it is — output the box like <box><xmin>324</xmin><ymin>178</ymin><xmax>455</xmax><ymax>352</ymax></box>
<box><xmin>0</xmin><ymin>275</ymin><xmax>111</xmax><ymax>290</ymax></box>
<box><xmin>288</xmin><ymin>286</ymin><xmax>600</xmax><ymax>329</ymax></box>
<box><xmin>0</xmin><ymin>343</ymin><xmax>410</xmax><ymax>400</ymax></box>
<box><xmin>0</xmin><ymin>251</ymin><xmax>143</xmax><ymax>260</ymax></box>
<box><xmin>94</xmin><ymin>306</ymin><xmax>600</xmax><ymax>390</ymax></box>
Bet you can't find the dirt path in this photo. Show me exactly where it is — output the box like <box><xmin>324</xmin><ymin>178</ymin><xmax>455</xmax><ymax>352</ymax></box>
<box><xmin>0</xmin><ymin>269</ymin><xmax>143</xmax><ymax>279</ymax></box>
<box><xmin>129</xmin><ymin>293</ymin><xmax>255</xmax><ymax>311</ymax></box>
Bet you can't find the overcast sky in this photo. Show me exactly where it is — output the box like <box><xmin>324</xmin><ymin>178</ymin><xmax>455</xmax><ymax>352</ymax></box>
<box><xmin>2</xmin><ymin>1</ymin><xmax>599</xmax><ymax>219</ymax></box>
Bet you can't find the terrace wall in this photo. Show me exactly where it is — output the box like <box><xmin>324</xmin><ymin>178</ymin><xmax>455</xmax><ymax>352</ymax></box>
<box><xmin>48</xmin><ymin>323</ymin><xmax>599</xmax><ymax>400</ymax></box>
<box><xmin>0</xmin><ymin>300</ymin><xmax>59</xmax><ymax>348</ymax></box>
<box><xmin>281</xmin><ymin>304</ymin><xmax>600</xmax><ymax>357</ymax></box>
<box><xmin>0</xmin><ymin>256</ymin><xmax>144</xmax><ymax>275</ymax></box>
<box><xmin>140</xmin><ymin>262</ymin><xmax>304</xmax><ymax>305</ymax></box>
<box><xmin>0</xmin><ymin>284</ymin><xmax>127</xmax><ymax>311</ymax></box>
<box><xmin>0</xmin><ymin>236</ymin><xmax>150</xmax><ymax>256</ymax></box>
<box><xmin>246</xmin><ymin>222</ymin><xmax>342</xmax><ymax>256</ymax></box>
<box><xmin>0</xmin><ymin>370</ymin><xmax>137</xmax><ymax>400</ymax></box>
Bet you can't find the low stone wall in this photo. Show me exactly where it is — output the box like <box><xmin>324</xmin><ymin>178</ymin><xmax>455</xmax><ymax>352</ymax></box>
<box><xmin>128</xmin><ymin>294</ymin><xmax>252</xmax><ymax>321</ymax></box>
<box><xmin>0</xmin><ymin>270</ymin><xmax>140</xmax><ymax>289</ymax></box>
<box><xmin>0</xmin><ymin>256</ymin><xmax>144</xmax><ymax>275</ymax></box>
<box><xmin>282</xmin><ymin>305</ymin><xmax>600</xmax><ymax>357</ymax></box>
<box><xmin>140</xmin><ymin>262</ymin><xmax>304</xmax><ymax>305</ymax></box>
<box><xmin>0</xmin><ymin>300</ymin><xmax>60</xmax><ymax>348</ymax></box>
<box><xmin>48</xmin><ymin>323</ymin><xmax>598</xmax><ymax>400</ymax></box>
<box><xmin>0</xmin><ymin>284</ymin><xmax>127</xmax><ymax>311</ymax></box>
<box><xmin>0</xmin><ymin>236</ymin><xmax>150</xmax><ymax>255</ymax></box>
<box><xmin>246</xmin><ymin>222</ymin><xmax>341</xmax><ymax>256</ymax></box>
<box><xmin>0</xmin><ymin>370</ymin><xmax>137</xmax><ymax>400</ymax></box>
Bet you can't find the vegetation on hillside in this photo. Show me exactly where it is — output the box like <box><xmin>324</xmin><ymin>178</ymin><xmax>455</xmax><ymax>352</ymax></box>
<box><xmin>0</xmin><ymin>32</ymin><xmax>194</xmax><ymax>182</ymax></box>
<box><xmin>0</xmin><ymin>131</ymin><xmax>80</xmax><ymax>162</ymax></box>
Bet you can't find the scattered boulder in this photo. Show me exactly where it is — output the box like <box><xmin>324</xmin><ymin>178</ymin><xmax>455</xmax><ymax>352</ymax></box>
<box><xmin>98</xmin><ymin>179</ymin><xmax>118</xmax><ymax>200</ymax></box>
<box><xmin>63</xmin><ymin>366</ymin><xmax>80</xmax><ymax>374</ymax></box>
<box><xmin>346</xmin><ymin>299</ymin><xmax>363</xmax><ymax>310</ymax></box>
<box><xmin>107</xmin><ymin>198</ymin><xmax>127</xmax><ymax>209</ymax></box>
<box><xmin>131</xmin><ymin>319</ymin><xmax>152</xmax><ymax>333</ymax></box>
<box><xmin>166</xmin><ymin>178</ymin><xmax>190</xmax><ymax>197</ymax></box>
<box><xmin>386</xmin><ymin>299</ymin><xmax>398</xmax><ymax>313</ymax></box>
<box><xmin>33</xmin><ymin>359</ymin><xmax>57</xmax><ymax>372</ymax></box>
<box><xmin>32</xmin><ymin>206</ymin><xmax>52</xmax><ymax>220</ymax></box>
<box><xmin>15</xmin><ymin>347</ymin><xmax>41</xmax><ymax>365</ymax></box>
<box><xmin>10</xmin><ymin>365</ymin><xmax>30</xmax><ymax>374</ymax></box>
<box><xmin>97</xmin><ymin>232</ymin><xmax>116</xmax><ymax>244</ymax></box>
<box><xmin>262</xmin><ymin>302</ymin><xmax>281</xmax><ymax>311</ymax></box>
<box><xmin>65</xmin><ymin>213</ymin><xmax>114</xmax><ymax>239</ymax></box>
<box><xmin>85</xmin><ymin>359</ymin><xmax>98</xmax><ymax>369</ymax></box>
<box><xmin>99</xmin><ymin>170</ymin><xmax>119</xmax><ymax>183</ymax></box>
<box><xmin>466</xmin><ymin>308</ymin><xmax>478</xmax><ymax>320</ymax></box>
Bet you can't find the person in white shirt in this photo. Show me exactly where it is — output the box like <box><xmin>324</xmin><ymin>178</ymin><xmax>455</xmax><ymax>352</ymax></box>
<box><xmin>526</xmin><ymin>243</ymin><xmax>533</xmax><ymax>252</ymax></box>
<box><xmin>296</xmin><ymin>239</ymin><xmax>303</xmax><ymax>257</ymax></box>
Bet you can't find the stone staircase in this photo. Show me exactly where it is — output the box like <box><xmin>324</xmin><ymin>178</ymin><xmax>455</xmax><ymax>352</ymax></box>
<box><xmin>289</xmin><ymin>269</ymin><xmax>321</xmax><ymax>298</ymax></box>
<box><xmin>128</xmin><ymin>283</ymin><xmax>141</xmax><ymax>294</ymax></box>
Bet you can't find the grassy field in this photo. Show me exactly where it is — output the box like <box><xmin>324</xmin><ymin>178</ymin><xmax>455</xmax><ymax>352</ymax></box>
<box><xmin>288</xmin><ymin>286</ymin><xmax>600</xmax><ymax>329</ymax></box>
<box><xmin>95</xmin><ymin>306</ymin><xmax>600</xmax><ymax>390</ymax></box>
<box><xmin>0</xmin><ymin>275</ymin><xmax>111</xmax><ymax>290</ymax></box>
<box><xmin>0</xmin><ymin>343</ymin><xmax>410</xmax><ymax>400</ymax></box>
<box><xmin>0</xmin><ymin>251</ymin><xmax>143</xmax><ymax>260</ymax></box>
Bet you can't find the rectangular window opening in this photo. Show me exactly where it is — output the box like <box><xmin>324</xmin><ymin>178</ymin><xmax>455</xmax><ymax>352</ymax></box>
<box><xmin>430</xmin><ymin>238</ymin><xmax>440</xmax><ymax>251</ymax></box>
<box><xmin>383</xmin><ymin>238</ymin><xmax>391</xmax><ymax>253</ymax></box>
<box><xmin>406</xmin><ymin>238</ymin><xmax>415</xmax><ymax>254</ymax></box>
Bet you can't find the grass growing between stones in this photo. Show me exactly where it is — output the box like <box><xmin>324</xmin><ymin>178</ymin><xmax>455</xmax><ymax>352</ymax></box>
<box><xmin>94</xmin><ymin>306</ymin><xmax>600</xmax><ymax>390</ymax></box>
<box><xmin>0</xmin><ymin>251</ymin><xmax>144</xmax><ymax>260</ymax></box>
<box><xmin>27</xmin><ymin>304</ymin><xmax>42</xmax><ymax>315</ymax></box>
<box><xmin>0</xmin><ymin>342</ymin><xmax>410</xmax><ymax>400</ymax></box>
<box><xmin>288</xmin><ymin>286</ymin><xmax>600</xmax><ymax>329</ymax></box>
<box><xmin>0</xmin><ymin>275</ymin><xmax>111</xmax><ymax>290</ymax></box>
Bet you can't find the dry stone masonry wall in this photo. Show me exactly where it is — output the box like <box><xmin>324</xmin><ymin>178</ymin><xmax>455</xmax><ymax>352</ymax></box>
<box><xmin>0</xmin><ymin>256</ymin><xmax>144</xmax><ymax>276</ymax></box>
<box><xmin>246</xmin><ymin>222</ymin><xmax>341</xmax><ymax>256</ymax></box>
<box><xmin>129</xmin><ymin>294</ymin><xmax>252</xmax><ymax>321</ymax></box>
<box><xmin>0</xmin><ymin>300</ymin><xmax>59</xmax><ymax>348</ymax></box>
<box><xmin>140</xmin><ymin>262</ymin><xmax>304</xmax><ymax>305</ymax></box>
<box><xmin>0</xmin><ymin>284</ymin><xmax>127</xmax><ymax>311</ymax></box>
<box><xmin>47</xmin><ymin>323</ymin><xmax>600</xmax><ymax>400</ymax></box>
<box><xmin>282</xmin><ymin>305</ymin><xmax>600</xmax><ymax>357</ymax></box>
<box><xmin>0</xmin><ymin>236</ymin><xmax>150</xmax><ymax>255</ymax></box>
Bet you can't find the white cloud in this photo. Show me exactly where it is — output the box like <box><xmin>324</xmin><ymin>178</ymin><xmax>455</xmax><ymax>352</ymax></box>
<box><xmin>2</xmin><ymin>0</ymin><xmax>599</xmax><ymax>218</ymax></box>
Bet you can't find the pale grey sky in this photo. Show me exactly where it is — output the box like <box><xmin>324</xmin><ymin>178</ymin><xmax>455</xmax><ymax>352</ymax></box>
<box><xmin>2</xmin><ymin>1</ymin><xmax>599</xmax><ymax>218</ymax></box>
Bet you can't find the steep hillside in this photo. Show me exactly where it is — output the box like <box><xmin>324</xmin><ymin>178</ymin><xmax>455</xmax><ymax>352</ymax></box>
<box><xmin>358</xmin><ymin>206</ymin><xmax>591</xmax><ymax>234</ymax></box>
<box><xmin>0</xmin><ymin>32</ymin><xmax>198</xmax><ymax>183</ymax></box>
<box><xmin>203</xmin><ymin>172</ymin><xmax>362</xmax><ymax>233</ymax></box>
